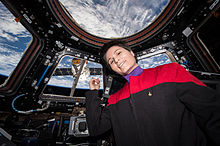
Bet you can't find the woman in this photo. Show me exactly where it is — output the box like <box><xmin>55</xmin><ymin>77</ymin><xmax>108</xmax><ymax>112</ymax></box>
<box><xmin>85</xmin><ymin>40</ymin><xmax>220</xmax><ymax>146</ymax></box>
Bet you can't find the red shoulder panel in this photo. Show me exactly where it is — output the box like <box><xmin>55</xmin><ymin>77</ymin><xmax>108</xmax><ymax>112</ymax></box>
<box><xmin>107</xmin><ymin>82</ymin><xmax>130</xmax><ymax>106</ymax></box>
<box><xmin>108</xmin><ymin>63</ymin><xmax>206</xmax><ymax>105</ymax></box>
<box><xmin>131</xmin><ymin>63</ymin><xmax>206</xmax><ymax>94</ymax></box>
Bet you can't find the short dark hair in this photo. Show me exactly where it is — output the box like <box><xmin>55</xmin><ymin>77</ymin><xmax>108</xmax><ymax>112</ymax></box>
<box><xmin>100</xmin><ymin>40</ymin><xmax>132</xmax><ymax>62</ymax></box>
<box><xmin>100</xmin><ymin>40</ymin><xmax>132</xmax><ymax>74</ymax></box>
<box><xmin>100</xmin><ymin>40</ymin><xmax>130</xmax><ymax>93</ymax></box>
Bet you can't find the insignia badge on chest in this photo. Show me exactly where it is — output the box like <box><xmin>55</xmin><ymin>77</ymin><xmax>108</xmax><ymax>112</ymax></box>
<box><xmin>148</xmin><ymin>91</ymin><xmax>152</xmax><ymax>96</ymax></box>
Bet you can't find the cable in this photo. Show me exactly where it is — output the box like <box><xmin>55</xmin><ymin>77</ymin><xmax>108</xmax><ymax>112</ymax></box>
<box><xmin>36</xmin><ymin>65</ymin><xmax>50</xmax><ymax>87</ymax></box>
<box><xmin>11</xmin><ymin>94</ymin><xmax>50</xmax><ymax>114</ymax></box>
<box><xmin>11</xmin><ymin>94</ymin><xmax>24</xmax><ymax>113</ymax></box>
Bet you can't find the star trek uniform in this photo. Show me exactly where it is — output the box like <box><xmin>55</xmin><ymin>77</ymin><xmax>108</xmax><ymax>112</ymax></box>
<box><xmin>86</xmin><ymin>63</ymin><xmax>220</xmax><ymax>146</ymax></box>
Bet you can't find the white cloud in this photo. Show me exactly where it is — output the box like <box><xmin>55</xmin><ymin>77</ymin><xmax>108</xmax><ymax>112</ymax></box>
<box><xmin>49</xmin><ymin>55</ymin><xmax>104</xmax><ymax>89</ymax></box>
<box><xmin>0</xmin><ymin>44</ymin><xmax>23</xmax><ymax>76</ymax></box>
<box><xmin>48</xmin><ymin>76</ymin><xmax>73</xmax><ymax>87</ymax></box>
<box><xmin>0</xmin><ymin>3</ymin><xmax>30</xmax><ymax>42</ymax></box>
<box><xmin>138</xmin><ymin>53</ymin><xmax>171</xmax><ymax>69</ymax></box>
<box><xmin>0</xmin><ymin>42</ymin><xmax>20</xmax><ymax>52</ymax></box>
<box><xmin>0</xmin><ymin>2</ymin><xmax>31</xmax><ymax>77</ymax></box>
<box><xmin>48</xmin><ymin>74</ymin><xmax>103</xmax><ymax>89</ymax></box>
<box><xmin>59</xmin><ymin>0</ymin><xmax>168</xmax><ymax>38</ymax></box>
<box><xmin>48</xmin><ymin>52</ymin><xmax>170</xmax><ymax>89</ymax></box>
<box><xmin>0</xmin><ymin>31</ymin><xmax>19</xmax><ymax>42</ymax></box>
<box><xmin>0</xmin><ymin>0</ymin><xmax>170</xmax><ymax>90</ymax></box>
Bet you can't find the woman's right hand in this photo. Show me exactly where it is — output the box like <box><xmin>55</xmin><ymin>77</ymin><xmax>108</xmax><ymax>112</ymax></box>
<box><xmin>89</xmin><ymin>77</ymin><xmax>100</xmax><ymax>90</ymax></box>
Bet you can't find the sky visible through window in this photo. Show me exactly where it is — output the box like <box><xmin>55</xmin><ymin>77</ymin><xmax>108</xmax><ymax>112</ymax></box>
<box><xmin>0</xmin><ymin>2</ymin><xmax>31</xmax><ymax>77</ymax></box>
<box><xmin>0</xmin><ymin>1</ymin><xmax>171</xmax><ymax>90</ymax></box>
<box><xmin>48</xmin><ymin>56</ymin><xmax>104</xmax><ymax>89</ymax></box>
<box><xmin>60</xmin><ymin>0</ymin><xmax>169</xmax><ymax>38</ymax></box>
<box><xmin>47</xmin><ymin>53</ymin><xmax>171</xmax><ymax>89</ymax></box>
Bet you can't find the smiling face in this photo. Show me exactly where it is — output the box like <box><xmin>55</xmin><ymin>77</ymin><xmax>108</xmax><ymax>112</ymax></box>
<box><xmin>105</xmin><ymin>45</ymin><xmax>138</xmax><ymax>76</ymax></box>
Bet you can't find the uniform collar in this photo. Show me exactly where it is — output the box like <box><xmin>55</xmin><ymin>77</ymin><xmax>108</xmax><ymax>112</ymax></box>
<box><xmin>124</xmin><ymin>66</ymin><xmax>143</xmax><ymax>82</ymax></box>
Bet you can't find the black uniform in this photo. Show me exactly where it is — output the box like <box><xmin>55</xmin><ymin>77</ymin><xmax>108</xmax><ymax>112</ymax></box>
<box><xmin>86</xmin><ymin>63</ymin><xmax>220</xmax><ymax>146</ymax></box>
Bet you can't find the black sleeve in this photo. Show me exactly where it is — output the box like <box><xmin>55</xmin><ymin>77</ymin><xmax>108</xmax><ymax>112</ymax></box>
<box><xmin>85</xmin><ymin>90</ymin><xmax>111</xmax><ymax>136</ymax></box>
<box><xmin>175</xmin><ymin>64</ymin><xmax>220</xmax><ymax>145</ymax></box>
